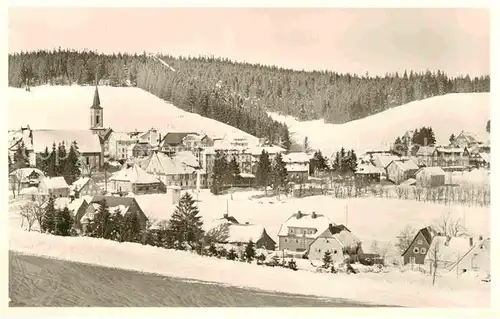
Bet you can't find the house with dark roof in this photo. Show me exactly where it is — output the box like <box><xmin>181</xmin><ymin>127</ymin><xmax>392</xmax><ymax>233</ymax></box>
<box><xmin>159</xmin><ymin>132</ymin><xmax>198</xmax><ymax>153</ymax></box>
<box><xmin>401</xmin><ymin>226</ymin><xmax>438</xmax><ymax>265</ymax></box>
<box><xmin>145</xmin><ymin>151</ymin><xmax>204</xmax><ymax>189</ymax></box>
<box><xmin>306</xmin><ymin>224</ymin><xmax>361</xmax><ymax>263</ymax></box>
<box><xmin>452</xmin><ymin>131</ymin><xmax>480</xmax><ymax>149</ymax></box>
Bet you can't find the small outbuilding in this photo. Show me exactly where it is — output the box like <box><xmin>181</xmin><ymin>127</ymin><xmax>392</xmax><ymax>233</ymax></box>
<box><xmin>415</xmin><ymin>167</ymin><xmax>446</xmax><ymax>187</ymax></box>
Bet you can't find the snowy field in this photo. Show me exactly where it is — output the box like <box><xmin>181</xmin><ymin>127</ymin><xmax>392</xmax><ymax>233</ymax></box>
<box><xmin>7</xmin><ymin>85</ymin><xmax>258</xmax><ymax>142</ymax></box>
<box><xmin>268</xmin><ymin>93</ymin><xmax>490</xmax><ymax>156</ymax></box>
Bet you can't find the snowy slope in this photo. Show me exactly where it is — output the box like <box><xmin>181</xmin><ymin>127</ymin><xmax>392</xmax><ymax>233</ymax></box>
<box><xmin>7</xmin><ymin>85</ymin><xmax>258</xmax><ymax>142</ymax></box>
<box><xmin>269</xmin><ymin>93</ymin><xmax>490</xmax><ymax>156</ymax></box>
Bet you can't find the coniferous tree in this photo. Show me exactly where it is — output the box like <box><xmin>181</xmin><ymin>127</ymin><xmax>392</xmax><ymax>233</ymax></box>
<box><xmin>47</xmin><ymin>143</ymin><xmax>57</xmax><ymax>177</ymax></box>
<box><xmin>37</xmin><ymin>146</ymin><xmax>51</xmax><ymax>174</ymax></box>
<box><xmin>122</xmin><ymin>212</ymin><xmax>141</xmax><ymax>243</ymax></box>
<box><xmin>322</xmin><ymin>250</ymin><xmax>333</xmax><ymax>268</ymax></box>
<box><xmin>167</xmin><ymin>192</ymin><xmax>204</xmax><ymax>250</ymax></box>
<box><xmin>256</xmin><ymin>150</ymin><xmax>271</xmax><ymax>194</ymax></box>
<box><xmin>41</xmin><ymin>196</ymin><xmax>57</xmax><ymax>233</ymax></box>
<box><xmin>57</xmin><ymin>206</ymin><xmax>73</xmax><ymax>236</ymax></box>
<box><xmin>56</xmin><ymin>142</ymin><xmax>67</xmax><ymax>177</ymax></box>
<box><xmin>227</xmin><ymin>248</ymin><xmax>238</xmax><ymax>261</ymax></box>
<box><xmin>63</xmin><ymin>142</ymin><xmax>81</xmax><ymax>184</ymax></box>
<box><xmin>303</xmin><ymin>136</ymin><xmax>311</xmax><ymax>154</ymax></box>
<box><xmin>271</xmin><ymin>153</ymin><xmax>288</xmax><ymax>197</ymax></box>
<box><xmin>449</xmin><ymin>133</ymin><xmax>456</xmax><ymax>145</ymax></box>
<box><xmin>310</xmin><ymin>150</ymin><xmax>329</xmax><ymax>175</ymax></box>
<box><xmin>89</xmin><ymin>199</ymin><xmax>111</xmax><ymax>239</ymax></box>
<box><xmin>244</xmin><ymin>240</ymin><xmax>256</xmax><ymax>262</ymax></box>
<box><xmin>13</xmin><ymin>142</ymin><xmax>30</xmax><ymax>170</ymax></box>
<box><xmin>281</xmin><ymin>125</ymin><xmax>292</xmax><ymax>152</ymax></box>
<box><xmin>228</xmin><ymin>156</ymin><xmax>241</xmax><ymax>186</ymax></box>
<box><xmin>211</xmin><ymin>150</ymin><xmax>229</xmax><ymax>195</ymax></box>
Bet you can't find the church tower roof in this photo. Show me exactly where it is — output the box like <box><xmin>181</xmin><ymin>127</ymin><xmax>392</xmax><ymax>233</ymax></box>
<box><xmin>91</xmin><ymin>85</ymin><xmax>102</xmax><ymax>109</ymax></box>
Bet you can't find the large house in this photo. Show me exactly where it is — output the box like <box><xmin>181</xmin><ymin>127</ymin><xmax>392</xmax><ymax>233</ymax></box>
<box><xmin>386</xmin><ymin>159</ymin><xmax>419</xmax><ymax>184</ymax></box>
<box><xmin>451</xmin><ymin>131</ymin><xmax>481</xmax><ymax>149</ymax></box>
<box><xmin>278</xmin><ymin>211</ymin><xmax>333</xmax><ymax>252</ymax></box>
<box><xmin>452</xmin><ymin>237</ymin><xmax>490</xmax><ymax>275</ymax></box>
<box><xmin>38</xmin><ymin>176</ymin><xmax>70</xmax><ymax>198</ymax></box>
<box><xmin>401</xmin><ymin>226</ymin><xmax>438</xmax><ymax>265</ymax></box>
<box><xmin>425</xmin><ymin>235</ymin><xmax>484</xmax><ymax>274</ymax></box>
<box><xmin>71</xmin><ymin>177</ymin><xmax>102</xmax><ymax>198</ymax></box>
<box><xmin>159</xmin><ymin>132</ymin><xmax>198</xmax><ymax>153</ymax></box>
<box><xmin>415</xmin><ymin>167</ymin><xmax>446</xmax><ymax>188</ymax></box>
<box><xmin>107</xmin><ymin>132</ymin><xmax>138</xmax><ymax>160</ymax></box>
<box><xmin>282</xmin><ymin>152</ymin><xmax>310</xmax><ymax>184</ymax></box>
<box><xmin>145</xmin><ymin>151</ymin><xmax>205</xmax><ymax>188</ymax></box>
<box><xmin>109</xmin><ymin>163</ymin><xmax>166</xmax><ymax>195</ymax></box>
<box><xmin>306</xmin><ymin>224</ymin><xmax>361</xmax><ymax>263</ymax></box>
<box><xmin>431</xmin><ymin>147</ymin><xmax>470</xmax><ymax>169</ymax></box>
<box><xmin>415</xmin><ymin>146</ymin><xmax>436</xmax><ymax>167</ymax></box>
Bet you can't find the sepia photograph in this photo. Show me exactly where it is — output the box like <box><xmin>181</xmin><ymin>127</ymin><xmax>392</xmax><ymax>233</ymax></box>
<box><xmin>5</xmin><ymin>6</ymin><xmax>492</xmax><ymax>310</ymax></box>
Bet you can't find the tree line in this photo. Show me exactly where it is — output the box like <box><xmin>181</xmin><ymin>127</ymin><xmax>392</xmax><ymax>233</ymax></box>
<box><xmin>8</xmin><ymin>49</ymin><xmax>490</xmax><ymax>137</ymax></box>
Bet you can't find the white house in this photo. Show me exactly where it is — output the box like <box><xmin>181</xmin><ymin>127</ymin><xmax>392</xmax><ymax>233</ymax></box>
<box><xmin>277</xmin><ymin>211</ymin><xmax>333</xmax><ymax>252</ymax></box>
<box><xmin>306</xmin><ymin>224</ymin><xmax>361</xmax><ymax>263</ymax></box>
<box><xmin>282</xmin><ymin>152</ymin><xmax>310</xmax><ymax>184</ymax></box>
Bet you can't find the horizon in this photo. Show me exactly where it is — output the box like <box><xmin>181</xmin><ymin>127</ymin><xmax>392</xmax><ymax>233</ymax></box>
<box><xmin>8</xmin><ymin>8</ymin><xmax>490</xmax><ymax>77</ymax></box>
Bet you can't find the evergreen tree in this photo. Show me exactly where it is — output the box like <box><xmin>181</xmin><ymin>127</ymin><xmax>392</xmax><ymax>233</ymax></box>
<box><xmin>41</xmin><ymin>196</ymin><xmax>57</xmax><ymax>234</ymax></box>
<box><xmin>303</xmin><ymin>136</ymin><xmax>311</xmax><ymax>154</ymax></box>
<box><xmin>281</xmin><ymin>125</ymin><xmax>292</xmax><ymax>152</ymax></box>
<box><xmin>427</xmin><ymin>127</ymin><xmax>436</xmax><ymax>146</ymax></box>
<box><xmin>227</xmin><ymin>248</ymin><xmax>238</xmax><ymax>261</ymax></box>
<box><xmin>208</xmin><ymin>242</ymin><xmax>218</xmax><ymax>257</ymax></box>
<box><xmin>122</xmin><ymin>212</ymin><xmax>141</xmax><ymax>243</ymax></box>
<box><xmin>57</xmin><ymin>206</ymin><xmax>73</xmax><ymax>236</ymax></box>
<box><xmin>47</xmin><ymin>143</ymin><xmax>57</xmax><ymax>177</ymax></box>
<box><xmin>244</xmin><ymin>240</ymin><xmax>256</xmax><ymax>262</ymax></box>
<box><xmin>310</xmin><ymin>150</ymin><xmax>329</xmax><ymax>175</ymax></box>
<box><xmin>63</xmin><ymin>142</ymin><xmax>81</xmax><ymax>184</ymax></box>
<box><xmin>322</xmin><ymin>250</ymin><xmax>333</xmax><ymax>268</ymax></box>
<box><xmin>211</xmin><ymin>150</ymin><xmax>229</xmax><ymax>195</ymax></box>
<box><xmin>89</xmin><ymin>199</ymin><xmax>111</xmax><ymax>239</ymax></box>
<box><xmin>271</xmin><ymin>153</ymin><xmax>288</xmax><ymax>196</ymax></box>
<box><xmin>228</xmin><ymin>156</ymin><xmax>241</xmax><ymax>186</ymax></box>
<box><xmin>13</xmin><ymin>142</ymin><xmax>30</xmax><ymax>170</ymax></box>
<box><xmin>256</xmin><ymin>150</ymin><xmax>271</xmax><ymax>194</ymax></box>
<box><xmin>109</xmin><ymin>208</ymin><xmax>124</xmax><ymax>242</ymax></box>
<box><xmin>167</xmin><ymin>192</ymin><xmax>204</xmax><ymax>250</ymax></box>
<box><xmin>37</xmin><ymin>146</ymin><xmax>51</xmax><ymax>174</ymax></box>
<box><xmin>56</xmin><ymin>142</ymin><xmax>67</xmax><ymax>177</ymax></box>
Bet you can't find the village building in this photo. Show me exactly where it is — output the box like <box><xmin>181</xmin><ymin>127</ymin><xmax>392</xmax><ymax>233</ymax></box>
<box><xmin>468</xmin><ymin>144</ymin><xmax>491</xmax><ymax>168</ymax></box>
<box><xmin>145</xmin><ymin>151</ymin><xmax>205</xmax><ymax>188</ymax></box>
<box><xmin>77</xmin><ymin>195</ymin><xmax>148</xmax><ymax>232</ymax></box>
<box><xmin>415</xmin><ymin>167</ymin><xmax>446</xmax><ymax>187</ymax></box>
<box><xmin>451</xmin><ymin>131</ymin><xmax>481</xmax><ymax>149</ymax></box>
<box><xmin>452</xmin><ymin>237</ymin><xmax>490</xmax><ymax>275</ymax></box>
<box><xmin>159</xmin><ymin>132</ymin><xmax>198</xmax><ymax>153</ymax></box>
<box><xmin>415</xmin><ymin>146</ymin><xmax>436</xmax><ymax>167</ymax></box>
<box><xmin>9</xmin><ymin>168</ymin><xmax>45</xmax><ymax>192</ymax></box>
<box><xmin>107</xmin><ymin>132</ymin><xmax>138</xmax><ymax>160</ymax></box>
<box><xmin>355</xmin><ymin>164</ymin><xmax>383</xmax><ymax>183</ymax></box>
<box><xmin>109</xmin><ymin>163</ymin><xmax>166</xmax><ymax>195</ymax></box>
<box><xmin>38</xmin><ymin>176</ymin><xmax>70</xmax><ymax>198</ymax></box>
<box><xmin>127</xmin><ymin>142</ymin><xmax>153</xmax><ymax>159</ymax></box>
<box><xmin>221</xmin><ymin>223</ymin><xmax>276</xmax><ymax>251</ymax></box>
<box><xmin>424</xmin><ymin>235</ymin><xmax>478</xmax><ymax>274</ymax></box>
<box><xmin>278</xmin><ymin>211</ymin><xmax>333</xmax><ymax>252</ymax></box>
<box><xmin>306</xmin><ymin>224</ymin><xmax>361</xmax><ymax>263</ymax></box>
<box><xmin>282</xmin><ymin>152</ymin><xmax>310</xmax><ymax>184</ymax></box>
<box><xmin>401</xmin><ymin>226</ymin><xmax>438</xmax><ymax>265</ymax></box>
<box><xmin>431</xmin><ymin>147</ymin><xmax>470</xmax><ymax>169</ymax></box>
<box><xmin>386</xmin><ymin>159</ymin><xmax>419</xmax><ymax>184</ymax></box>
<box><xmin>71</xmin><ymin>177</ymin><xmax>102</xmax><ymax>198</ymax></box>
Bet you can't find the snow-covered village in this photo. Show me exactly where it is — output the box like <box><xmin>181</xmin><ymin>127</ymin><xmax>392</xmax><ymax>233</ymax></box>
<box><xmin>6</xmin><ymin>7</ymin><xmax>492</xmax><ymax>309</ymax></box>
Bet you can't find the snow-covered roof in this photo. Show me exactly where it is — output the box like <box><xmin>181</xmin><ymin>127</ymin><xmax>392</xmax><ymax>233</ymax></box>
<box><xmin>249</xmin><ymin>145</ymin><xmax>286</xmax><ymax>156</ymax></box>
<box><xmin>388</xmin><ymin>159</ymin><xmax>419</xmax><ymax>171</ymax></box>
<box><xmin>29</xmin><ymin>130</ymin><xmax>102</xmax><ymax>153</ymax></box>
<box><xmin>174</xmin><ymin>151</ymin><xmax>201</xmax><ymax>168</ymax></box>
<box><xmin>285</xmin><ymin>163</ymin><xmax>309</xmax><ymax>172</ymax></box>
<box><xmin>110</xmin><ymin>164</ymin><xmax>161</xmax><ymax>184</ymax></box>
<box><xmin>150</xmin><ymin>152</ymin><xmax>198</xmax><ymax>175</ymax></box>
<box><xmin>278</xmin><ymin>212</ymin><xmax>334</xmax><ymax>239</ymax></box>
<box><xmin>226</xmin><ymin>224</ymin><xmax>267</xmax><ymax>243</ymax></box>
<box><xmin>135</xmin><ymin>193</ymin><xmax>174</xmax><ymax>221</ymax></box>
<box><xmin>416</xmin><ymin>146</ymin><xmax>436</xmax><ymax>156</ymax></box>
<box><xmin>416</xmin><ymin>167</ymin><xmax>446</xmax><ymax>176</ymax></box>
<box><xmin>19</xmin><ymin>187</ymin><xmax>39</xmax><ymax>195</ymax></box>
<box><xmin>316</xmin><ymin>225</ymin><xmax>360</xmax><ymax>250</ymax></box>
<box><xmin>425</xmin><ymin>236</ymin><xmax>474</xmax><ymax>266</ymax></box>
<box><xmin>355</xmin><ymin>164</ymin><xmax>383</xmax><ymax>175</ymax></box>
<box><xmin>72</xmin><ymin>177</ymin><xmax>91</xmax><ymax>190</ymax></box>
<box><xmin>42</xmin><ymin>176</ymin><xmax>69</xmax><ymax>189</ymax></box>
<box><xmin>372</xmin><ymin>154</ymin><xmax>400</xmax><ymax>168</ymax></box>
<box><xmin>283</xmin><ymin>152</ymin><xmax>310</xmax><ymax>163</ymax></box>
<box><xmin>479</xmin><ymin>153</ymin><xmax>490</xmax><ymax>163</ymax></box>
<box><xmin>9</xmin><ymin>168</ymin><xmax>45</xmax><ymax>182</ymax></box>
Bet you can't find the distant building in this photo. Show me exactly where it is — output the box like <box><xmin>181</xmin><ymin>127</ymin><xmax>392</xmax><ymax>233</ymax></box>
<box><xmin>109</xmin><ymin>163</ymin><xmax>165</xmax><ymax>195</ymax></box>
<box><xmin>431</xmin><ymin>147</ymin><xmax>470</xmax><ymax>168</ymax></box>
<box><xmin>107</xmin><ymin>132</ymin><xmax>138</xmax><ymax>160</ymax></box>
<box><xmin>217</xmin><ymin>223</ymin><xmax>276</xmax><ymax>251</ymax></box>
<box><xmin>159</xmin><ymin>132</ymin><xmax>198</xmax><ymax>153</ymax></box>
<box><xmin>386</xmin><ymin>159</ymin><xmax>419</xmax><ymax>184</ymax></box>
<box><xmin>282</xmin><ymin>152</ymin><xmax>310</xmax><ymax>184</ymax></box>
<box><xmin>277</xmin><ymin>211</ymin><xmax>333</xmax><ymax>252</ymax></box>
<box><xmin>451</xmin><ymin>131</ymin><xmax>481</xmax><ymax>149</ymax></box>
<box><xmin>71</xmin><ymin>177</ymin><xmax>102</xmax><ymax>198</ymax></box>
<box><xmin>401</xmin><ymin>226</ymin><xmax>437</xmax><ymax>265</ymax></box>
<box><xmin>9</xmin><ymin>168</ymin><xmax>45</xmax><ymax>192</ymax></box>
<box><xmin>425</xmin><ymin>236</ymin><xmax>481</xmax><ymax>274</ymax></box>
<box><xmin>415</xmin><ymin>167</ymin><xmax>446</xmax><ymax>187</ymax></box>
<box><xmin>145</xmin><ymin>151</ymin><xmax>204</xmax><ymax>189</ymax></box>
<box><xmin>415</xmin><ymin>146</ymin><xmax>436</xmax><ymax>167</ymax></box>
<box><xmin>355</xmin><ymin>164</ymin><xmax>382</xmax><ymax>183</ymax></box>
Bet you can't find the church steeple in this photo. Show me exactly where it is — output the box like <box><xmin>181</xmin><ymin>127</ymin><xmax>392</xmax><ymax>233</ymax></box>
<box><xmin>91</xmin><ymin>85</ymin><xmax>102</xmax><ymax>109</ymax></box>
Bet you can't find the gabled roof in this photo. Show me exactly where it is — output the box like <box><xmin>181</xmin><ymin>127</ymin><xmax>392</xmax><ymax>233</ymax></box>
<box><xmin>282</xmin><ymin>152</ymin><xmax>309</xmax><ymax>163</ymax></box>
<box><xmin>161</xmin><ymin>132</ymin><xmax>198</xmax><ymax>146</ymax></box>
<box><xmin>278</xmin><ymin>211</ymin><xmax>334</xmax><ymax>239</ymax></box>
<box><xmin>425</xmin><ymin>236</ymin><xmax>473</xmax><ymax>266</ymax></box>
<box><xmin>110</xmin><ymin>163</ymin><xmax>161</xmax><ymax>184</ymax></box>
<box><xmin>416</xmin><ymin>146</ymin><xmax>436</xmax><ymax>156</ymax></box>
<box><xmin>29</xmin><ymin>130</ymin><xmax>102</xmax><ymax>153</ymax></box>
<box><xmin>226</xmin><ymin>224</ymin><xmax>273</xmax><ymax>244</ymax></box>
<box><xmin>479</xmin><ymin>153</ymin><xmax>490</xmax><ymax>163</ymax></box>
<box><xmin>401</xmin><ymin>226</ymin><xmax>437</xmax><ymax>256</ymax></box>
<box><xmin>71</xmin><ymin>177</ymin><xmax>93</xmax><ymax>191</ymax></box>
<box><xmin>372</xmin><ymin>154</ymin><xmax>401</xmax><ymax>169</ymax></box>
<box><xmin>315</xmin><ymin>224</ymin><xmax>361</xmax><ymax>250</ymax></box>
<box><xmin>455</xmin><ymin>131</ymin><xmax>479</xmax><ymax>144</ymax></box>
<box><xmin>355</xmin><ymin>164</ymin><xmax>384</xmax><ymax>175</ymax></box>
<box><xmin>41</xmin><ymin>176</ymin><xmax>69</xmax><ymax>189</ymax></box>
<box><xmin>89</xmin><ymin>195</ymin><xmax>142</xmax><ymax>213</ymax></box>
<box><xmin>149</xmin><ymin>152</ymin><xmax>199</xmax><ymax>175</ymax></box>
<box><xmin>9</xmin><ymin>168</ymin><xmax>45</xmax><ymax>183</ymax></box>
<box><xmin>415</xmin><ymin>167</ymin><xmax>446</xmax><ymax>176</ymax></box>
<box><xmin>388</xmin><ymin>159</ymin><xmax>419</xmax><ymax>171</ymax></box>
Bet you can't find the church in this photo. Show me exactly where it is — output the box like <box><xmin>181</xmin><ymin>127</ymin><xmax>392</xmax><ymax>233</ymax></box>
<box><xmin>20</xmin><ymin>86</ymin><xmax>111</xmax><ymax>171</ymax></box>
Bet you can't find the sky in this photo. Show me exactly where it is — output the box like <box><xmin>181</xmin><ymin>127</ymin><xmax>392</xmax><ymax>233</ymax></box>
<box><xmin>8</xmin><ymin>8</ymin><xmax>490</xmax><ymax>77</ymax></box>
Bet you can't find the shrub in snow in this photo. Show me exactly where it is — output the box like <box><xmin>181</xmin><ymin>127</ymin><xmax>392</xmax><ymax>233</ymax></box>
<box><xmin>208</xmin><ymin>243</ymin><xmax>218</xmax><ymax>257</ymax></box>
<box><xmin>217</xmin><ymin>246</ymin><xmax>228</xmax><ymax>258</ymax></box>
<box><xmin>227</xmin><ymin>248</ymin><xmax>238</xmax><ymax>261</ymax></box>
<box><xmin>244</xmin><ymin>240</ymin><xmax>256</xmax><ymax>263</ymax></box>
<box><xmin>322</xmin><ymin>250</ymin><xmax>333</xmax><ymax>268</ymax></box>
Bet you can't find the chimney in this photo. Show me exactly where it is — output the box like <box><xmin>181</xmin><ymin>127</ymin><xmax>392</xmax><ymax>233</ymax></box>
<box><xmin>311</xmin><ymin>212</ymin><xmax>317</xmax><ymax>219</ymax></box>
<box><xmin>223</xmin><ymin>213</ymin><xmax>228</xmax><ymax>219</ymax></box>
<box><xmin>296</xmin><ymin>211</ymin><xmax>302</xmax><ymax>219</ymax></box>
<box><xmin>469</xmin><ymin>237</ymin><xmax>474</xmax><ymax>247</ymax></box>
<box><xmin>479</xmin><ymin>235</ymin><xmax>483</xmax><ymax>241</ymax></box>
<box><xmin>245</xmin><ymin>221</ymin><xmax>249</xmax><ymax>225</ymax></box>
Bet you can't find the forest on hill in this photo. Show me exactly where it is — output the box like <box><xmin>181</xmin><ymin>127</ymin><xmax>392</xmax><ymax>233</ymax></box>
<box><xmin>8</xmin><ymin>49</ymin><xmax>490</xmax><ymax>146</ymax></box>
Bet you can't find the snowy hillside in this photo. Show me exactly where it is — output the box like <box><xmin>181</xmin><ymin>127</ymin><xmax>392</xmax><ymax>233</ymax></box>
<box><xmin>269</xmin><ymin>93</ymin><xmax>490</xmax><ymax>156</ymax></box>
<box><xmin>7</xmin><ymin>85</ymin><xmax>258</xmax><ymax>142</ymax></box>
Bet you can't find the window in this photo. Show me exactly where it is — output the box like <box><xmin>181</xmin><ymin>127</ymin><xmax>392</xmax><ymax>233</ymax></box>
<box><xmin>284</xmin><ymin>239</ymin><xmax>288</xmax><ymax>243</ymax></box>
<box><xmin>413</xmin><ymin>247</ymin><xmax>419</xmax><ymax>254</ymax></box>
<box><xmin>295</xmin><ymin>239</ymin><xmax>299</xmax><ymax>243</ymax></box>
<box><xmin>334</xmin><ymin>250</ymin><xmax>338</xmax><ymax>254</ymax></box>
<box><xmin>318</xmin><ymin>249</ymin><xmax>321</xmax><ymax>253</ymax></box>
<box><xmin>420</xmin><ymin>248</ymin><xmax>426</xmax><ymax>254</ymax></box>
<box><xmin>325</xmin><ymin>239</ymin><xmax>329</xmax><ymax>243</ymax></box>
<box><xmin>409</xmin><ymin>257</ymin><xmax>416</xmax><ymax>264</ymax></box>
<box><xmin>417</xmin><ymin>240</ymin><xmax>423</xmax><ymax>245</ymax></box>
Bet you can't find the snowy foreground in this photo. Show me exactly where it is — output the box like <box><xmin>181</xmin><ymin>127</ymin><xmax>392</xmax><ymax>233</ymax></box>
<box><xmin>9</xmin><ymin>190</ymin><xmax>490</xmax><ymax>307</ymax></box>
<box><xmin>269</xmin><ymin>93</ymin><xmax>490</xmax><ymax>155</ymax></box>
<box><xmin>8</xmin><ymin>85</ymin><xmax>257</xmax><ymax>143</ymax></box>
<box><xmin>9</xmin><ymin>230</ymin><xmax>489</xmax><ymax>308</ymax></box>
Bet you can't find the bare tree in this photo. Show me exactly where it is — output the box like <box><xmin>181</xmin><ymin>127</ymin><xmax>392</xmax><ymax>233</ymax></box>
<box><xmin>430</xmin><ymin>238</ymin><xmax>442</xmax><ymax>286</ymax></box>
<box><xmin>413</xmin><ymin>187</ymin><xmax>423</xmax><ymax>201</ymax></box>
<box><xmin>435</xmin><ymin>212</ymin><xmax>468</xmax><ymax>237</ymax></box>
<box><xmin>370</xmin><ymin>240</ymin><xmax>392</xmax><ymax>265</ymax></box>
<box><xmin>19</xmin><ymin>201</ymin><xmax>41</xmax><ymax>231</ymax></box>
<box><xmin>204</xmin><ymin>223</ymin><xmax>230</xmax><ymax>245</ymax></box>
<box><xmin>395</xmin><ymin>186</ymin><xmax>405</xmax><ymax>199</ymax></box>
<box><xmin>396</xmin><ymin>225</ymin><xmax>416</xmax><ymax>255</ymax></box>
